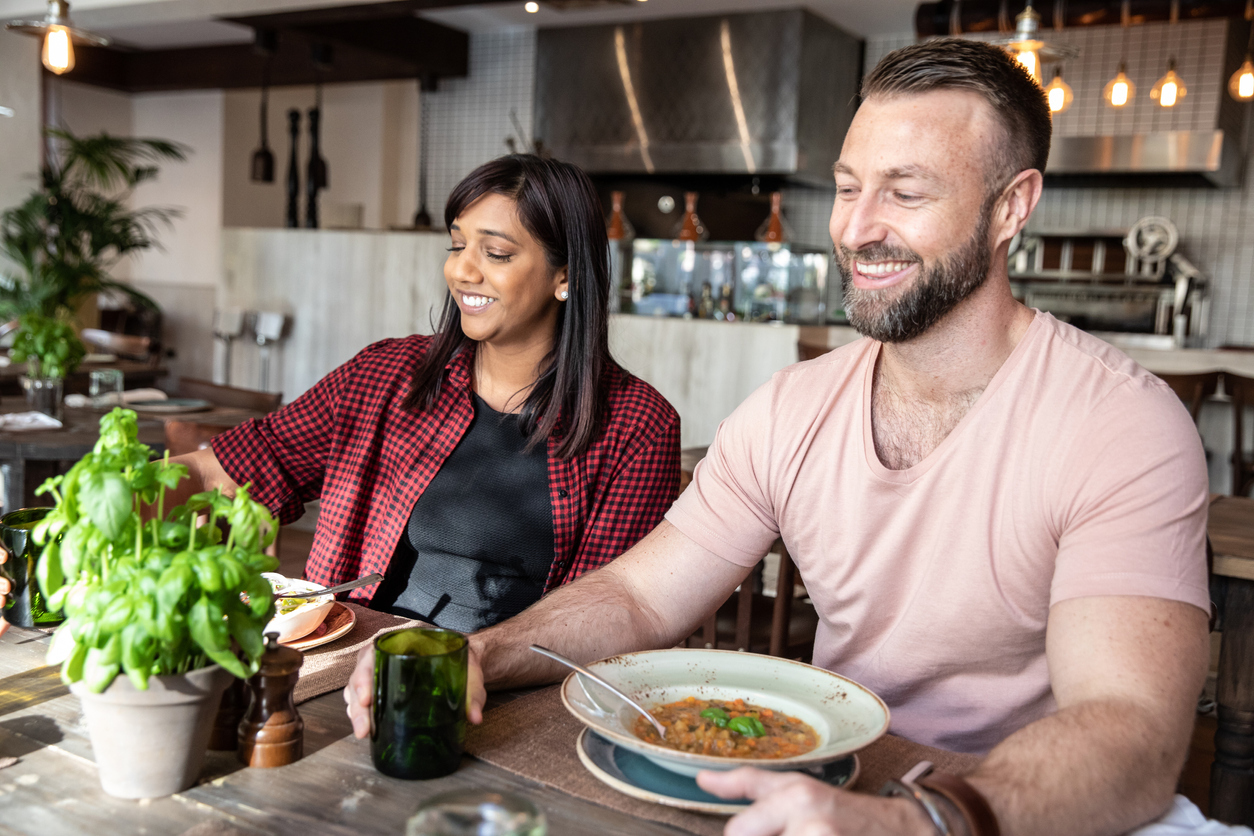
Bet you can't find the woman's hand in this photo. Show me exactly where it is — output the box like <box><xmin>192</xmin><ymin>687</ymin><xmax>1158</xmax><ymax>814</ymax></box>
<box><xmin>343</xmin><ymin>637</ymin><xmax>488</xmax><ymax>739</ymax></box>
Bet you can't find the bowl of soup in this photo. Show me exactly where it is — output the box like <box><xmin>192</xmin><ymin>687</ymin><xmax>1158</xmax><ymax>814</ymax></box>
<box><xmin>558</xmin><ymin>648</ymin><xmax>889</xmax><ymax>777</ymax></box>
<box><xmin>262</xmin><ymin>573</ymin><xmax>335</xmax><ymax>643</ymax></box>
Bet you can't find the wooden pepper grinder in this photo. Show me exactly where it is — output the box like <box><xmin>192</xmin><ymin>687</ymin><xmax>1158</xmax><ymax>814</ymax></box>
<box><xmin>238</xmin><ymin>632</ymin><xmax>304</xmax><ymax>767</ymax></box>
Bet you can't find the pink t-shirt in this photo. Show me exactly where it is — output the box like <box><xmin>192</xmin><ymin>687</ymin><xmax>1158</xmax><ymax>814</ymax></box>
<box><xmin>666</xmin><ymin>312</ymin><xmax>1209</xmax><ymax>754</ymax></box>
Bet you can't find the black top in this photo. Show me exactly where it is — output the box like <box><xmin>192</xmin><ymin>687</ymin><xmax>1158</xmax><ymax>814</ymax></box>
<box><xmin>371</xmin><ymin>393</ymin><xmax>554</xmax><ymax>632</ymax></box>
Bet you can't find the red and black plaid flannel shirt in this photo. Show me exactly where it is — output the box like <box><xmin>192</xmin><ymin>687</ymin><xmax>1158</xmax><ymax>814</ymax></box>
<box><xmin>211</xmin><ymin>335</ymin><xmax>681</xmax><ymax>604</ymax></box>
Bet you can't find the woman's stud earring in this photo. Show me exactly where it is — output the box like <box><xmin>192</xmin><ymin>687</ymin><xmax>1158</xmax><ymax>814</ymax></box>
<box><xmin>560</xmin><ymin>290</ymin><xmax>569</xmax><ymax>300</ymax></box>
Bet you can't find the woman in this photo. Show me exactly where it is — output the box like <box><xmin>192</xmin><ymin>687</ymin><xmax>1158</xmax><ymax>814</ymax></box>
<box><xmin>161</xmin><ymin>154</ymin><xmax>680</xmax><ymax>632</ymax></box>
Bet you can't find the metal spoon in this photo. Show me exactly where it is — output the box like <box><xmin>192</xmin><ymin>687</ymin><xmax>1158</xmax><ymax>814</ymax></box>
<box><xmin>274</xmin><ymin>572</ymin><xmax>384</xmax><ymax>598</ymax></box>
<box><xmin>529</xmin><ymin>645</ymin><xmax>667</xmax><ymax>740</ymax></box>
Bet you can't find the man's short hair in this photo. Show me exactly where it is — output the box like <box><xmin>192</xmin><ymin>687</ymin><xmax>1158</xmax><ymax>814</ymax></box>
<box><xmin>861</xmin><ymin>39</ymin><xmax>1052</xmax><ymax>192</ymax></box>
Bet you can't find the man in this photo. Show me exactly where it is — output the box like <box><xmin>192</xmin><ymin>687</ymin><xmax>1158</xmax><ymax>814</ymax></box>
<box><xmin>346</xmin><ymin>40</ymin><xmax>1210</xmax><ymax>835</ymax></box>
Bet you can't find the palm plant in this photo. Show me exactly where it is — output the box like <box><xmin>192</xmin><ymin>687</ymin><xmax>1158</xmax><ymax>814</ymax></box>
<box><xmin>0</xmin><ymin>127</ymin><xmax>188</xmax><ymax>322</ymax></box>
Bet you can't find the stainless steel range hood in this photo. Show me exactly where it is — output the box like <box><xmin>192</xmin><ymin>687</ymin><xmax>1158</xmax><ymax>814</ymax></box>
<box><xmin>1045</xmin><ymin>130</ymin><xmax>1241</xmax><ymax>187</ymax></box>
<box><xmin>533</xmin><ymin>10</ymin><xmax>863</xmax><ymax>184</ymax></box>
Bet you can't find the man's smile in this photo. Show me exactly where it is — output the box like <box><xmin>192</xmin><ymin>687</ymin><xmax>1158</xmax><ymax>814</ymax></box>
<box><xmin>851</xmin><ymin>259</ymin><xmax>918</xmax><ymax>290</ymax></box>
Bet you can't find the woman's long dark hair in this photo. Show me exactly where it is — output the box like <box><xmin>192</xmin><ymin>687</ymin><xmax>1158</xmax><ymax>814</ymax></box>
<box><xmin>403</xmin><ymin>154</ymin><xmax>612</xmax><ymax>459</ymax></box>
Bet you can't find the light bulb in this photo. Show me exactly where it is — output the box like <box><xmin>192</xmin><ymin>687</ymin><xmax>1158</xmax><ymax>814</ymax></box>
<box><xmin>1230</xmin><ymin>56</ymin><xmax>1254</xmax><ymax>101</ymax></box>
<box><xmin>1015</xmin><ymin>49</ymin><xmax>1041</xmax><ymax>85</ymax></box>
<box><xmin>1103</xmin><ymin>64</ymin><xmax>1135</xmax><ymax>108</ymax></box>
<box><xmin>1151</xmin><ymin>60</ymin><xmax>1186</xmax><ymax>108</ymax></box>
<box><xmin>1044</xmin><ymin>69</ymin><xmax>1073</xmax><ymax>114</ymax></box>
<box><xmin>42</xmin><ymin>25</ymin><xmax>73</xmax><ymax>75</ymax></box>
<box><xmin>524</xmin><ymin>1</ymin><xmax>539</xmax><ymax>11</ymax></box>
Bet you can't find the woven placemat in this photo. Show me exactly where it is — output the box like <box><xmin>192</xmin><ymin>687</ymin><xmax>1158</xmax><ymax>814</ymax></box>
<box><xmin>466</xmin><ymin>685</ymin><xmax>980</xmax><ymax>835</ymax></box>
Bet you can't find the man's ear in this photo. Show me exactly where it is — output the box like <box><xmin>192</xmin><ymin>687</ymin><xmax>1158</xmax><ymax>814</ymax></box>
<box><xmin>993</xmin><ymin>169</ymin><xmax>1044</xmax><ymax>247</ymax></box>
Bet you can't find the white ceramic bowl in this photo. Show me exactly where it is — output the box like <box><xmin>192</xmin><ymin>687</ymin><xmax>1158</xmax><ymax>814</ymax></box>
<box><xmin>559</xmin><ymin>648</ymin><xmax>889</xmax><ymax>778</ymax></box>
<box><xmin>262</xmin><ymin>573</ymin><xmax>335</xmax><ymax>643</ymax></box>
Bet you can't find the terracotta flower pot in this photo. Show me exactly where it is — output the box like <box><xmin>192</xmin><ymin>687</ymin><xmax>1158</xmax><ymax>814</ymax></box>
<box><xmin>71</xmin><ymin>664</ymin><xmax>235</xmax><ymax>799</ymax></box>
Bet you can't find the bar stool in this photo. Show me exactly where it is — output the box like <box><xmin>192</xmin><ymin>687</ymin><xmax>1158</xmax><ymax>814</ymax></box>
<box><xmin>1226</xmin><ymin>372</ymin><xmax>1254</xmax><ymax>496</ymax></box>
<box><xmin>1155</xmin><ymin>371</ymin><xmax>1220</xmax><ymax>425</ymax></box>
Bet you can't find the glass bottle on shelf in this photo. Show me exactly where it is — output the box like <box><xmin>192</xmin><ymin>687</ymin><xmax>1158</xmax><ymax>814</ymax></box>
<box><xmin>606</xmin><ymin>191</ymin><xmax>635</xmax><ymax>314</ymax></box>
<box><xmin>673</xmin><ymin>192</ymin><xmax>708</xmax><ymax>242</ymax></box>
<box><xmin>755</xmin><ymin>191</ymin><xmax>794</xmax><ymax>244</ymax></box>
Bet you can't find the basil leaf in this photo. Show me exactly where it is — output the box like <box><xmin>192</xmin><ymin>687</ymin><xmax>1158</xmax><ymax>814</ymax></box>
<box><xmin>727</xmin><ymin>716</ymin><xmax>766</xmax><ymax>738</ymax></box>
<box><xmin>80</xmin><ymin>471</ymin><xmax>132</xmax><ymax>541</ymax></box>
<box><xmin>700</xmin><ymin>707</ymin><xmax>730</xmax><ymax>728</ymax></box>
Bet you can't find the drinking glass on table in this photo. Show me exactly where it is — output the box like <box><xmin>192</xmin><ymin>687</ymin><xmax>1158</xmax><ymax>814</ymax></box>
<box><xmin>407</xmin><ymin>791</ymin><xmax>546</xmax><ymax>836</ymax></box>
<box><xmin>88</xmin><ymin>369</ymin><xmax>124</xmax><ymax>408</ymax></box>
<box><xmin>371</xmin><ymin>627</ymin><xmax>468</xmax><ymax>780</ymax></box>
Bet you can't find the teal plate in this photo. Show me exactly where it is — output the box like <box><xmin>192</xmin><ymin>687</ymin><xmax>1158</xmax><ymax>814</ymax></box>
<box><xmin>128</xmin><ymin>398</ymin><xmax>213</xmax><ymax>414</ymax></box>
<box><xmin>575</xmin><ymin>728</ymin><xmax>859</xmax><ymax>815</ymax></box>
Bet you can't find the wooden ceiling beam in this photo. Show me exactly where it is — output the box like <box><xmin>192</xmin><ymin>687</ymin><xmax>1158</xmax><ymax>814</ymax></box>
<box><xmin>58</xmin><ymin>4</ymin><xmax>469</xmax><ymax>93</ymax></box>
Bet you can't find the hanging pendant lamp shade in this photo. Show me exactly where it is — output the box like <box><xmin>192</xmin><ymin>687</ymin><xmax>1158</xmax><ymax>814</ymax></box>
<box><xmin>1230</xmin><ymin>20</ymin><xmax>1254</xmax><ymax>101</ymax></box>
<box><xmin>1104</xmin><ymin>62</ymin><xmax>1135</xmax><ymax>108</ymax></box>
<box><xmin>5</xmin><ymin>0</ymin><xmax>108</xmax><ymax>76</ymax></box>
<box><xmin>991</xmin><ymin>2</ymin><xmax>1078</xmax><ymax>86</ymax></box>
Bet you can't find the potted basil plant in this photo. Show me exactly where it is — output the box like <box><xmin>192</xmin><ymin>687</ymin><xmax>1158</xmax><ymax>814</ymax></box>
<box><xmin>10</xmin><ymin>312</ymin><xmax>87</xmax><ymax>420</ymax></box>
<box><xmin>33</xmin><ymin>408</ymin><xmax>279</xmax><ymax>799</ymax></box>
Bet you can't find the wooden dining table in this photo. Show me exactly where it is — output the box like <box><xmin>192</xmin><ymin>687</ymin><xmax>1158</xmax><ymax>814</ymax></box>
<box><xmin>0</xmin><ymin>404</ymin><xmax>266</xmax><ymax>513</ymax></box>
<box><xmin>0</xmin><ymin>625</ymin><xmax>982</xmax><ymax>836</ymax></box>
<box><xmin>1204</xmin><ymin>494</ymin><xmax>1254</xmax><ymax>826</ymax></box>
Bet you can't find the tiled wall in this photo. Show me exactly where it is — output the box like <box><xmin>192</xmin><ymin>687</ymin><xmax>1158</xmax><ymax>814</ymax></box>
<box><xmin>424</xmin><ymin>28</ymin><xmax>537</xmax><ymax>223</ymax></box>
<box><xmin>428</xmin><ymin>23</ymin><xmax>1254</xmax><ymax>347</ymax></box>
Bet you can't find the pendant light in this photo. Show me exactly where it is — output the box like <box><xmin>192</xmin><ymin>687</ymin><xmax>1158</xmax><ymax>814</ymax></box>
<box><xmin>1104</xmin><ymin>1</ymin><xmax>1135</xmax><ymax>109</ymax></box>
<box><xmin>1043</xmin><ymin>68</ymin><xmax>1074</xmax><ymax>114</ymax></box>
<box><xmin>1104</xmin><ymin>62</ymin><xmax>1135</xmax><ymax>108</ymax></box>
<box><xmin>250</xmin><ymin>30</ymin><xmax>277</xmax><ymax>184</ymax></box>
<box><xmin>1151</xmin><ymin>58</ymin><xmax>1187</xmax><ymax>108</ymax></box>
<box><xmin>1230</xmin><ymin>7</ymin><xmax>1254</xmax><ymax>101</ymax></box>
<box><xmin>5</xmin><ymin>0</ymin><xmax>108</xmax><ymax>76</ymax></box>
<box><xmin>1150</xmin><ymin>2</ymin><xmax>1187</xmax><ymax>108</ymax></box>
<box><xmin>992</xmin><ymin>0</ymin><xmax>1077</xmax><ymax>86</ymax></box>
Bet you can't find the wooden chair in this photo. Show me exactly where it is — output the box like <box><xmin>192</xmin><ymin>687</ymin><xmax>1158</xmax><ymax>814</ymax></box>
<box><xmin>1226</xmin><ymin>372</ymin><xmax>1254</xmax><ymax>497</ymax></box>
<box><xmin>798</xmin><ymin>341</ymin><xmax>832</xmax><ymax>362</ymax></box>
<box><xmin>1155</xmin><ymin>371</ymin><xmax>1220</xmax><ymax>425</ymax></box>
<box><xmin>171</xmin><ymin>377</ymin><xmax>282</xmax><ymax>412</ymax></box>
<box><xmin>685</xmin><ymin>540</ymin><xmax>816</xmax><ymax>661</ymax></box>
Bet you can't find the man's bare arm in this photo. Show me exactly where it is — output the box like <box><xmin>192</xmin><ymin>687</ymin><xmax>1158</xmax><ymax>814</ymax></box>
<box><xmin>962</xmin><ymin>594</ymin><xmax>1208</xmax><ymax>836</ymax></box>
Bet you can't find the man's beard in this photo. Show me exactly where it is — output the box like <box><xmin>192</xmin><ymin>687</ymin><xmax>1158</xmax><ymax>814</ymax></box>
<box><xmin>837</xmin><ymin>211</ymin><xmax>993</xmax><ymax>344</ymax></box>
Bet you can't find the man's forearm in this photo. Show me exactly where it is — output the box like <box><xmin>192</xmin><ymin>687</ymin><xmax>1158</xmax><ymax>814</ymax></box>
<box><xmin>968</xmin><ymin>697</ymin><xmax>1189</xmax><ymax>836</ymax></box>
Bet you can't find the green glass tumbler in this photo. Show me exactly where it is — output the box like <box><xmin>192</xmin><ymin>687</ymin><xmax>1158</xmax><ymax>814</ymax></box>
<box><xmin>371</xmin><ymin>627</ymin><xmax>469</xmax><ymax>780</ymax></box>
<box><xmin>0</xmin><ymin>507</ymin><xmax>59</xmax><ymax>628</ymax></box>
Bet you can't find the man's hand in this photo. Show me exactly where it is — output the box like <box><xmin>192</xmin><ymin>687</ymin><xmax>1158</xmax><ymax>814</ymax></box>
<box><xmin>343</xmin><ymin>636</ymin><xmax>489</xmax><ymax>739</ymax></box>
<box><xmin>344</xmin><ymin>643</ymin><xmax>373</xmax><ymax>739</ymax></box>
<box><xmin>697</xmin><ymin>768</ymin><xmax>935</xmax><ymax>836</ymax></box>
<box><xmin>0</xmin><ymin>547</ymin><xmax>10</xmax><ymax>638</ymax></box>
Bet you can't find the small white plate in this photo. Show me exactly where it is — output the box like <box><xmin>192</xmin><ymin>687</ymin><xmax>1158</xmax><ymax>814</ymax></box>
<box><xmin>576</xmin><ymin>728</ymin><xmax>858</xmax><ymax>815</ymax></box>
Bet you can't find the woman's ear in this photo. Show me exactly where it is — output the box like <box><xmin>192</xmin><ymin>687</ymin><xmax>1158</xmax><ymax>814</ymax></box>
<box><xmin>554</xmin><ymin>266</ymin><xmax>570</xmax><ymax>301</ymax></box>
